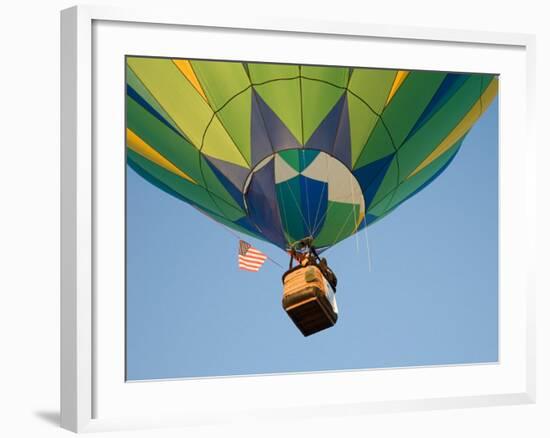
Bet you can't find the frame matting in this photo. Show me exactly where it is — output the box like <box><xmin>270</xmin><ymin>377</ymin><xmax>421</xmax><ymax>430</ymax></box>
<box><xmin>61</xmin><ymin>5</ymin><xmax>536</xmax><ymax>433</ymax></box>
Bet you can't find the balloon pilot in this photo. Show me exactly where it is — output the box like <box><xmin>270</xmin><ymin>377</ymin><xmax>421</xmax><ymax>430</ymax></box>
<box><xmin>287</xmin><ymin>237</ymin><xmax>338</xmax><ymax>292</ymax></box>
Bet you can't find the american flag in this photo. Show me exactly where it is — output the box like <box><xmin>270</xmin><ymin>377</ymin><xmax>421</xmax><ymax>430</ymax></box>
<box><xmin>238</xmin><ymin>240</ymin><xmax>267</xmax><ymax>272</ymax></box>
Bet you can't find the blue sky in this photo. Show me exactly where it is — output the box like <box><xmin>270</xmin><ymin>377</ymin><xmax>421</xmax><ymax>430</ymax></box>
<box><xmin>126</xmin><ymin>99</ymin><xmax>498</xmax><ymax>381</ymax></box>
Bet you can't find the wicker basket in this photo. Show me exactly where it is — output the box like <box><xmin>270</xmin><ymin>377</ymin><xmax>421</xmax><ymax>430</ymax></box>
<box><xmin>282</xmin><ymin>265</ymin><xmax>338</xmax><ymax>336</ymax></box>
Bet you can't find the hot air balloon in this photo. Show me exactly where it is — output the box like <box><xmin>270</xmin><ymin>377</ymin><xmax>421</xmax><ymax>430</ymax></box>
<box><xmin>126</xmin><ymin>57</ymin><xmax>498</xmax><ymax>335</ymax></box>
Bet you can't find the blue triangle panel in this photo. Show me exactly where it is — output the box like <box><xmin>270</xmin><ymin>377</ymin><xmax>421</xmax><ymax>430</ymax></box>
<box><xmin>354</xmin><ymin>213</ymin><xmax>378</xmax><ymax>231</ymax></box>
<box><xmin>299</xmin><ymin>175</ymin><xmax>328</xmax><ymax>235</ymax></box>
<box><xmin>244</xmin><ymin>157</ymin><xmax>288</xmax><ymax>249</ymax></box>
<box><xmin>203</xmin><ymin>156</ymin><xmax>248</xmax><ymax>210</ymax></box>
<box><xmin>234</xmin><ymin>216</ymin><xmax>264</xmax><ymax>237</ymax></box>
<box><xmin>331</xmin><ymin>93</ymin><xmax>352</xmax><ymax>167</ymax></box>
<box><xmin>365</xmin><ymin>214</ymin><xmax>378</xmax><ymax>225</ymax></box>
<box><xmin>353</xmin><ymin>154</ymin><xmax>394</xmax><ymax>192</ymax></box>
<box><xmin>250</xmin><ymin>90</ymin><xmax>275</xmax><ymax>166</ymax></box>
<box><xmin>305</xmin><ymin>93</ymin><xmax>346</xmax><ymax>157</ymax></box>
<box><xmin>353</xmin><ymin>154</ymin><xmax>395</xmax><ymax>207</ymax></box>
<box><xmin>252</xmin><ymin>89</ymin><xmax>301</xmax><ymax>153</ymax></box>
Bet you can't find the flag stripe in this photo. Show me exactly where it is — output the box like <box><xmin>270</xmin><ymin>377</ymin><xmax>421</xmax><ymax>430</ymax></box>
<box><xmin>239</xmin><ymin>254</ymin><xmax>266</xmax><ymax>262</ymax></box>
<box><xmin>245</xmin><ymin>255</ymin><xmax>267</xmax><ymax>262</ymax></box>
<box><xmin>239</xmin><ymin>253</ymin><xmax>265</xmax><ymax>262</ymax></box>
<box><xmin>238</xmin><ymin>259</ymin><xmax>262</xmax><ymax>267</ymax></box>
<box><xmin>239</xmin><ymin>260</ymin><xmax>263</xmax><ymax>268</ymax></box>
<box><xmin>239</xmin><ymin>259</ymin><xmax>263</xmax><ymax>268</ymax></box>
<box><xmin>244</xmin><ymin>251</ymin><xmax>265</xmax><ymax>256</ymax></box>
<box><xmin>246</xmin><ymin>249</ymin><xmax>266</xmax><ymax>257</ymax></box>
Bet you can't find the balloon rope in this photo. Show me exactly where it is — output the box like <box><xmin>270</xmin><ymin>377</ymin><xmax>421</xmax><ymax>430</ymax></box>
<box><xmin>311</xmin><ymin>177</ymin><xmax>328</xmax><ymax>235</ymax></box>
<box><xmin>349</xmin><ymin>172</ymin><xmax>360</xmax><ymax>254</ymax></box>
<box><xmin>328</xmin><ymin>207</ymin><xmax>357</xmax><ymax>249</ymax></box>
<box><xmin>362</xmin><ymin>216</ymin><xmax>373</xmax><ymax>272</ymax></box>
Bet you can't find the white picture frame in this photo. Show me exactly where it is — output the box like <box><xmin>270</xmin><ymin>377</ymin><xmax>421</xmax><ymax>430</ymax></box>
<box><xmin>60</xmin><ymin>4</ymin><xmax>536</xmax><ymax>433</ymax></box>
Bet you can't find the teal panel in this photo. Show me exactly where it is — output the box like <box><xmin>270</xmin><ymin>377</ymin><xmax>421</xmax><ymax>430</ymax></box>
<box><xmin>276</xmin><ymin>176</ymin><xmax>305</xmax><ymax>244</ymax></box>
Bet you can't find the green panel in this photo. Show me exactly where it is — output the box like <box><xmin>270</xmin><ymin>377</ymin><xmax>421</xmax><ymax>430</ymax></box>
<box><xmin>386</xmin><ymin>141</ymin><xmax>463</xmax><ymax>212</ymax></box>
<box><xmin>397</xmin><ymin>75</ymin><xmax>485</xmax><ymax>179</ymax></box>
<box><xmin>127</xmin><ymin>57</ymin><xmax>213</xmax><ymax>148</ymax></box>
<box><xmin>347</xmin><ymin>92</ymin><xmax>383</xmax><ymax>167</ymax></box>
<box><xmin>481</xmin><ymin>74</ymin><xmax>496</xmax><ymax>91</ymax></box>
<box><xmin>353</xmin><ymin>120</ymin><xmax>395</xmax><ymax>170</ymax></box>
<box><xmin>202</xmin><ymin>116</ymin><xmax>250</xmax><ymax>167</ymax></box>
<box><xmin>279</xmin><ymin>149</ymin><xmax>301</xmax><ymax>172</ymax></box>
<box><xmin>127</xmin><ymin>149</ymin><xmax>219</xmax><ymax>215</ymax></box>
<box><xmin>416</xmin><ymin>75</ymin><xmax>471</xmax><ymax>121</ymax></box>
<box><xmin>215</xmin><ymin>88</ymin><xmax>252</xmax><ymax>165</ymax></box>
<box><xmin>365</xmin><ymin>197</ymin><xmax>391</xmax><ymax>218</ymax></box>
<box><xmin>301</xmin><ymin>78</ymin><xmax>345</xmax><ymax>144</ymax></box>
<box><xmin>348</xmin><ymin>68</ymin><xmax>397</xmax><ymax>114</ymax></box>
<box><xmin>200</xmin><ymin>156</ymin><xmax>245</xmax><ymax>217</ymax></box>
<box><xmin>126</xmin><ymin>65</ymin><xmax>184</xmax><ymax>137</ymax></box>
<box><xmin>367</xmin><ymin>157</ymin><xmax>399</xmax><ymax>209</ymax></box>
<box><xmin>254</xmin><ymin>79</ymin><xmax>303</xmax><ymax>144</ymax></box>
<box><xmin>313</xmin><ymin>202</ymin><xmax>361</xmax><ymax>248</ymax></box>
<box><xmin>301</xmin><ymin>65</ymin><xmax>349</xmax><ymax>87</ymax></box>
<box><xmin>247</xmin><ymin>63</ymin><xmax>299</xmax><ymax>83</ymax></box>
<box><xmin>126</xmin><ymin>96</ymin><xmax>203</xmax><ymax>184</ymax></box>
<box><xmin>382</xmin><ymin>70</ymin><xmax>446</xmax><ymax>147</ymax></box>
<box><xmin>190</xmin><ymin>60</ymin><xmax>250</xmax><ymax>110</ymax></box>
<box><xmin>208</xmin><ymin>199</ymin><xmax>245</xmax><ymax>223</ymax></box>
<box><xmin>276</xmin><ymin>177</ymin><xmax>305</xmax><ymax>243</ymax></box>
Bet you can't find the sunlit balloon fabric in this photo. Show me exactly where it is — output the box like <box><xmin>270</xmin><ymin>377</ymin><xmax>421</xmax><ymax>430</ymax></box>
<box><xmin>126</xmin><ymin>57</ymin><xmax>498</xmax><ymax>251</ymax></box>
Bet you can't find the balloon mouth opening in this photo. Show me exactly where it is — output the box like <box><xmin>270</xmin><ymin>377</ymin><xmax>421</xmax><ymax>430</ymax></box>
<box><xmin>242</xmin><ymin>148</ymin><xmax>366</xmax><ymax>250</ymax></box>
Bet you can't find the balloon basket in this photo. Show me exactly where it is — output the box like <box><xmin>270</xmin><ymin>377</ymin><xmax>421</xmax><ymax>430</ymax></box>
<box><xmin>282</xmin><ymin>265</ymin><xmax>338</xmax><ymax>336</ymax></box>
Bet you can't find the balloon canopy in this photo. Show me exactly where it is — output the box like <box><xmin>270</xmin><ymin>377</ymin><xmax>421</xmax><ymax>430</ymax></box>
<box><xmin>126</xmin><ymin>57</ymin><xmax>498</xmax><ymax>251</ymax></box>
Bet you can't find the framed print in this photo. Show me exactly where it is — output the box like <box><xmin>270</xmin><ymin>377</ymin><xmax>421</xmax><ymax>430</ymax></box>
<box><xmin>60</xmin><ymin>5</ymin><xmax>536</xmax><ymax>433</ymax></box>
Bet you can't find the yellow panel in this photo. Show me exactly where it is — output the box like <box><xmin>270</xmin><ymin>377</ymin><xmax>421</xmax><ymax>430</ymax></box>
<box><xmin>172</xmin><ymin>59</ymin><xmax>208</xmax><ymax>101</ymax></box>
<box><xmin>127</xmin><ymin>128</ymin><xmax>196</xmax><ymax>184</ymax></box>
<box><xmin>201</xmin><ymin>117</ymin><xmax>249</xmax><ymax>167</ymax></box>
<box><xmin>385</xmin><ymin>71</ymin><xmax>410</xmax><ymax>106</ymax></box>
<box><xmin>407</xmin><ymin>78</ymin><xmax>498</xmax><ymax>178</ymax></box>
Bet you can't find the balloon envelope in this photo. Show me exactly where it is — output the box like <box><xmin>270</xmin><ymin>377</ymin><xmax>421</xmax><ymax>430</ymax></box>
<box><xmin>126</xmin><ymin>58</ymin><xmax>497</xmax><ymax>251</ymax></box>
